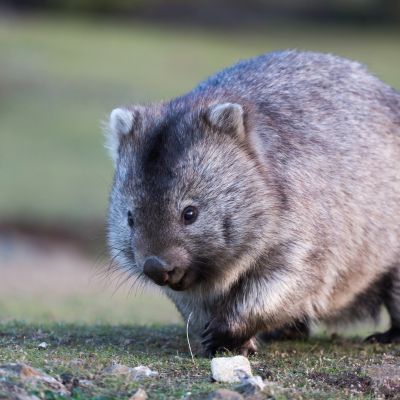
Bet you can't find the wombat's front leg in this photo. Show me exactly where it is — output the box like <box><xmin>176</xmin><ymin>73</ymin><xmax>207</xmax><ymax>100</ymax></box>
<box><xmin>201</xmin><ymin>317</ymin><xmax>258</xmax><ymax>357</ymax></box>
<box><xmin>201</xmin><ymin>261</ymin><xmax>311</xmax><ymax>357</ymax></box>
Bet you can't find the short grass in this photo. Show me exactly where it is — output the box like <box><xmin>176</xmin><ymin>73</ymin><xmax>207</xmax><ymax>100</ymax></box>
<box><xmin>0</xmin><ymin>322</ymin><xmax>399</xmax><ymax>399</ymax></box>
<box><xmin>1</xmin><ymin>15</ymin><xmax>399</xmax><ymax>223</ymax></box>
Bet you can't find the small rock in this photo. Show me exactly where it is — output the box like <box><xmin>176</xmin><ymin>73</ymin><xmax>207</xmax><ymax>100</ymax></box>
<box><xmin>0</xmin><ymin>381</ymin><xmax>41</xmax><ymax>400</ymax></box>
<box><xmin>0</xmin><ymin>363</ymin><xmax>67</xmax><ymax>394</ymax></box>
<box><xmin>79</xmin><ymin>379</ymin><xmax>95</xmax><ymax>388</ymax></box>
<box><xmin>102</xmin><ymin>363</ymin><xmax>132</xmax><ymax>375</ymax></box>
<box><xmin>211</xmin><ymin>356</ymin><xmax>252</xmax><ymax>383</ymax></box>
<box><xmin>102</xmin><ymin>363</ymin><xmax>158</xmax><ymax>381</ymax></box>
<box><xmin>129</xmin><ymin>388</ymin><xmax>148</xmax><ymax>400</ymax></box>
<box><xmin>69</xmin><ymin>358</ymin><xmax>84</xmax><ymax>367</ymax></box>
<box><xmin>38</xmin><ymin>342</ymin><xmax>48</xmax><ymax>350</ymax></box>
<box><xmin>207</xmin><ymin>389</ymin><xmax>244</xmax><ymax>400</ymax></box>
<box><xmin>130</xmin><ymin>365</ymin><xmax>158</xmax><ymax>380</ymax></box>
<box><xmin>0</xmin><ymin>363</ymin><xmax>41</xmax><ymax>379</ymax></box>
<box><xmin>236</xmin><ymin>375</ymin><xmax>266</xmax><ymax>395</ymax></box>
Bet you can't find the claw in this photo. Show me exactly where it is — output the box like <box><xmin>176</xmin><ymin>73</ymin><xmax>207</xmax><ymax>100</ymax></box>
<box><xmin>201</xmin><ymin>319</ymin><xmax>257</xmax><ymax>358</ymax></box>
<box><xmin>365</xmin><ymin>327</ymin><xmax>400</xmax><ymax>344</ymax></box>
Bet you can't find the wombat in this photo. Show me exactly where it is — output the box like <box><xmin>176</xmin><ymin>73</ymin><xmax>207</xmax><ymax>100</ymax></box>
<box><xmin>105</xmin><ymin>50</ymin><xmax>400</xmax><ymax>356</ymax></box>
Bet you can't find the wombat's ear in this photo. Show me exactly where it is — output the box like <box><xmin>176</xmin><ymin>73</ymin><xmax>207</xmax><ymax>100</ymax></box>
<box><xmin>105</xmin><ymin>107</ymin><xmax>143</xmax><ymax>164</ymax></box>
<box><xmin>206</xmin><ymin>103</ymin><xmax>245</xmax><ymax>140</ymax></box>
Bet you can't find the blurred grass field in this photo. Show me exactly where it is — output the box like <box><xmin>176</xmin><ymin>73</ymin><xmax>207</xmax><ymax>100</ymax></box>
<box><xmin>1</xmin><ymin>15</ymin><xmax>399</xmax><ymax>222</ymax></box>
<box><xmin>0</xmin><ymin>235</ymin><xmax>181</xmax><ymax>324</ymax></box>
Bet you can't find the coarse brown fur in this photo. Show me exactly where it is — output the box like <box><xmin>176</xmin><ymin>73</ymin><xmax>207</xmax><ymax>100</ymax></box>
<box><xmin>105</xmin><ymin>50</ymin><xmax>400</xmax><ymax>356</ymax></box>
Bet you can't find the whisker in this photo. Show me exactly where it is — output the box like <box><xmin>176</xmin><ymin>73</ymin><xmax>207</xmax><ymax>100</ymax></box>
<box><xmin>112</xmin><ymin>268</ymin><xmax>136</xmax><ymax>296</ymax></box>
<box><xmin>128</xmin><ymin>272</ymin><xmax>147</xmax><ymax>297</ymax></box>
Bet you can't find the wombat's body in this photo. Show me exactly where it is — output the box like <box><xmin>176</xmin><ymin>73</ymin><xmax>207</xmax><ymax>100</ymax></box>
<box><xmin>106</xmin><ymin>51</ymin><xmax>400</xmax><ymax>355</ymax></box>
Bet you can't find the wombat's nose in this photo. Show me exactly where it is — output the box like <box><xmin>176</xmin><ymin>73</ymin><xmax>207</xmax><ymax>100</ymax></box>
<box><xmin>143</xmin><ymin>256</ymin><xmax>170</xmax><ymax>286</ymax></box>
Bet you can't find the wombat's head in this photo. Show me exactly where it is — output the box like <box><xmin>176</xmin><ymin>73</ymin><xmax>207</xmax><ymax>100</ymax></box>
<box><xmin>106</xmin><ymin>101</ymin><xmax>276</xmax><ymax>293</ymax></box>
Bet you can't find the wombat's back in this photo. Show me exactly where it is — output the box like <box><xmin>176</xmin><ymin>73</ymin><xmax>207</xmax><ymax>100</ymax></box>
<box><xmin>187</xmin><ymin>50</ymin><xmax>400</xmax><ymax>320</ymax></box>
<box><xmin>194</xmin><ymin>50</ymin><xmax>400</xmax><ymax>124</ymax></box>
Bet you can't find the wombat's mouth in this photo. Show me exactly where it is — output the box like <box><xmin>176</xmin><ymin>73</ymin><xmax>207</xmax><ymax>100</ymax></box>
<box><xmin>141</xmin><ymin>255</ymin><xmax>200</xmax><ymax>291</ymax></box>
<box><xmin>167</xmin><ymin>269</ymin><xmax>198</xmax><ymax>291</ymax></box>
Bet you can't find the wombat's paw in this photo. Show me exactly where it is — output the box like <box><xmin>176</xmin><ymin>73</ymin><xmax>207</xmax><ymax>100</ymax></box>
<box><xmin>238</xmin><ymin>338</ymin><xmax>258</xmax><ymax>357</ymax></box>
<box><xmin>201</xmin><ymin>319</ymin><xmax>252</xmax><ymax>358</ymax></box>
<box><xmin>365</xmin><ymin>327</ymin><xmax>400</xmax><ymax>344</ymax></box>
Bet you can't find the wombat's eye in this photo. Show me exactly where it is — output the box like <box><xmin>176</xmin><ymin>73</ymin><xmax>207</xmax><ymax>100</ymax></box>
<box><xmin>127</xmin><ymin>211</ymin><xmax>134</xmax><ymax>228</ymax></box>
<box><xmin>182</xmin><ymin>206</ymin><xmax>198</xmax><ymax>225</ymax></box>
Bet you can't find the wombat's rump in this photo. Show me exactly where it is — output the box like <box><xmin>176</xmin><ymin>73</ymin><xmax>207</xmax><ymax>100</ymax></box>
<box><xmin>106</xmin><ymin>50</ymin><xmax>400</xmax><ymax>356</ymax></box>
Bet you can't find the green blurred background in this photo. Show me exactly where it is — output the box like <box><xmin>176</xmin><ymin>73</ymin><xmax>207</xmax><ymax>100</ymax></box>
<box><xmin>0</xmin><ymin>0</ymin><xmax>399</xmax><ymax>328</ymax></box>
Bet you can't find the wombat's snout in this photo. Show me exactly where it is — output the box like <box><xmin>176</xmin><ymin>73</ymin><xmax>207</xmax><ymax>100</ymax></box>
<box><xmin>143</xmin><ymin>256</ymin><xmax>171</xmax><ymax>286</ymax></box>
<box><xmin>142</xmin><ymin>252</ymin><xmax>191</xmax><ymax>290</ymax></box>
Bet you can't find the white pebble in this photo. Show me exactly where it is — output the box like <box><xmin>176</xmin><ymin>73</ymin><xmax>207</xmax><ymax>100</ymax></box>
<box><xmin>211</xmin><ymin>356</ymin><xmax>252</xmax><ymax>383</ymax></box>
<box><xmin>38</xmin><ymin>342</ymin><xmax>48</xmax><ymax>350</ymax></box>
<box><xmin>102</xmin><ymin>363</ymin><xmax>158</xmax><ymax>381</ymax></box>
